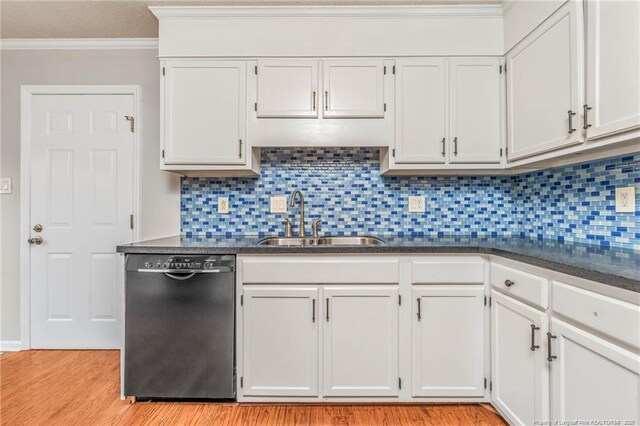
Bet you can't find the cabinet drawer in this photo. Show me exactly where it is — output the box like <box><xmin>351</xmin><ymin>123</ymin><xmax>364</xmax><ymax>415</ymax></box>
<box><xmin>411</xmin><ymin>259</ymin><xmax>485</xmax><ymax>284</ymax></box>
<box><xmin>241</xmin><ymin>258</ymin><xmax>399</xmax><ymax>284</ymax></box>
<box><xmin>490</xmin><ymin>262</ymin><xmax>548</xmax><ymax>309</ymax></box>
<box><xmin>552</xmin><ymin>281</ymin><xmax>640</xmax><ymax>349</ymax></box>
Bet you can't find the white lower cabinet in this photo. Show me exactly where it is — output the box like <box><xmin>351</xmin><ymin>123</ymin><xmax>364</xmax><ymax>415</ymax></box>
<box><xmin>549</xmin><ymin>318</ymin><xmax>640</xmax><ymax>424</ymax></box>
<box><xmin>323</xmin><ymin>286</ymin><xmax>400</xmax><ymax>397</ymax></box>
<box><xmin>491</xmin><ymin>290</ymin><xmax>549</xmax><ymax>425</ymax></box>
<box><xmin>242</xmin><ymin>287</ymin><xmax>319</xmax><ymax>396</ymax></box>
<box><xmin>412</xmin><ymin>286</ymin><xmax>485</xmax><ymax>397</ymax></box>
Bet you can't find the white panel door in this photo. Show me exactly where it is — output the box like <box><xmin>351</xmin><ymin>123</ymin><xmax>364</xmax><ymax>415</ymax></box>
<box><xmin>322</xmin><ymin>59</ymin><xmax>385</xmax><ymax>118</ymax></box>
<box><xmin>257</xmin><ymin>59</ymin><xmax>319</xmax><ymax>118</ymax></box>
<box><xmin>506</xmin><ymin>1</ymin><xmax>584</xmax><ymax>161</ymax></box>
<box><xmin>30</xmin><ymin>94</ymin><xmax>134</xmax><ymax>349</ymax></box>
<box><xmin>585</xmin><ymin>0</ymin><xmax>640</xmax><ymax>139</ymax></box>
<box><xmin>550</xmin><ymin>319</ymin><xmax>640</xmax><ymax>424</ymax></box>
<box><xmin>323</xmin><ymin>286</ymin><xmax>399</xmax><ymax>397</ymax></box>
<box><xmin>394</xmin><ymin>59</ymin><xmax>447</xmax><ymax>164</ymax></box>
<box><xmin>162</xmin><ymin>60</ymin><xmax>247</xmax><ymax>165</ymax></box>
<box><xmin>242</xmin><ymin>287</ymin><xmax>319</xmax><ymax>397</ymax></box>
<box><xmin>412</xmin><ymin>286</ymin><xmax>485</xmax><ymax>397</ymax></box>
<box><xmin>449</xmin><ymin>58</ymin><xmax>502</xmax><ymax>164</ymax></box>
<box><xmin>491</xmin><ymin>290</ymin><xmax>549</xmax><ymax>425</ymax></box>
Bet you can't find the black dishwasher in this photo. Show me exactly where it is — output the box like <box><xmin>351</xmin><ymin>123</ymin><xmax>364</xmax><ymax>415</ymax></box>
<box><xmin>124</xmin><ymin>254</ymin><xmax>235</xmax><ymax>400</ymax></box>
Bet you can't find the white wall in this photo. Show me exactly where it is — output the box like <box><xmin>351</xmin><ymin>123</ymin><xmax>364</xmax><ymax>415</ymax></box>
<box><xmin>0</xmin><ymin>48</ymin><xmax>180</xmax><ymax>343</ymax></box>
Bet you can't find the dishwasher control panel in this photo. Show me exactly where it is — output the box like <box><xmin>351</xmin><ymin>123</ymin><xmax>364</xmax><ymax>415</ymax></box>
<box><xmin>126</xmin><ymin>254</ymin><xmax>235</xmax><ymax>272</ymax></box>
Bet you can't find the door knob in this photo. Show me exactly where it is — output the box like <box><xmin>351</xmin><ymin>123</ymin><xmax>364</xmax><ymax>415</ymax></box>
<box><xmin>28</xmin><ymin>236</ymin><xmax>44</xmax><ymax>246</ymax></box>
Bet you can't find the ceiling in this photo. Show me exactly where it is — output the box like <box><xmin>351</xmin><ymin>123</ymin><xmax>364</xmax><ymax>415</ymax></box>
<box><xmin>0</xmin><ymin>0</ymin><xmax>501</xmax><ymax>39</ymax></box>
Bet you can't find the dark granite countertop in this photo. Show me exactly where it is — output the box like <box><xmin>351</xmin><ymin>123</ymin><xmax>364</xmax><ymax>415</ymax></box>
<box><xmin>117</xmin><ymin>235</ymin><xmax>640</xmax><ymax>293</ymax></box>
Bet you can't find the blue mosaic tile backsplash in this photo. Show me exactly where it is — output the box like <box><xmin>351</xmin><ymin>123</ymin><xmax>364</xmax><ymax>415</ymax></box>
<box><xmin>181</xmin><ymin>149</ymin><xmax>639</xmax><ymax>250</ymax></box>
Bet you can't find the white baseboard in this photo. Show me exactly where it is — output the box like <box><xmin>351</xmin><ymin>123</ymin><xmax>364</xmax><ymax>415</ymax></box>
<box><xmin>0</xmin><ymin>340</ymin><xmax>23</xmax><ymax>352</ymax></box>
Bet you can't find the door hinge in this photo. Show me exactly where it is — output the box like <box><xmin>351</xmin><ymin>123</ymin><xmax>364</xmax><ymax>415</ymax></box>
<box><xmin>489</xmin><ymin>297</ymin><xmax>492</xmax><ymax>307</ymax></box>
<box><xmin>484</xmin><ymin>378</ymin><xmax>487</xmax><ymax>389</ymax></box>
<box><xmin>393</xmin><ymin>65</ymin><xmax>396</xmax><ymax>74</ymax></box>
<box><xmin>490</xmin><ymin>381</ymin><xmax>493</xmax><ymax>391</ymax></box>
<box><xmin>484</xmin><ymin>295</ymin><xmax>487</xmax><ymax>306</ymax></box>
<box><xmin>505</xmin><ymin>147</ymin><xmax>508</xmax><ymax>156</ymax></box>
<box><xmin>254</xmin><ymin>102</ymin><xmax>257</xmax><ymax>112</ymax></box>
<box><xmin>254</xmin><ymin>65</ymin><xmax>258</xmax><ymax>75</ymax></box>
<box><xmin>504</xmin><ymin>63</ymin><xmax>507</xmax><ymax>73</ymax></box>
<box><xmin>129</xmin><ymin>214</ymin><xmax>134</xmax><ymax>230</ymax></box>
<box><xmin>162</xmin><ymin>67</ymin><xmax>165</xmax><ymax>76</ymax></box>
<box><xmin>240</xmin><ymin>294</ymin><xmax>244</xmax><ymax>306</ymax></box>
<box><xmin>384</xmin><ymin>65</ymin><xmax>387</xmax><ymax>75</ymax></box>
<box><xmin>398</xmin><ymin>378</ymin><xmax>402</xmax><ymax>389</ymax></box>
<box><xmin>398</xmin><ymin>295</ymin><xmax>402</xmax><ymax>306</ymax></box>
<box><xmin>124</xmin><ymin>115</ymin><xmax>135</xmax><ymax>133</ymax></box>
<box><xmin>162</xmin><ymin>149</ymin><xmax>165</xmax><ymax>158</ymax></box>
<box><xmin>499</xmin><ymin>65</ymin><xmax>502</xmax><ymax>74</ymax></box>
<box><xmin>384</xmin><ymin>103</ymin><xmax>387</xmax><ymax>112</ymax></box>
<box><xmin>240</xmin><ymin>376</ymin><xmax>243</xmax><ymax>388</ymax></box>
<box><xmin>500</xmin><ymin>148</ymin><xmax>503</xmax><ymax>157</ymax></box>
<box><xmin>392</xmin><ymin>148</ymin><xmax>396</xmax><ymax>158</ymax></box>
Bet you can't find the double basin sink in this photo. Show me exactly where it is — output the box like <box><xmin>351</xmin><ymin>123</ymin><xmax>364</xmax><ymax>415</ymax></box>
<box><xmin>257</xmin><ymin>236</ymin><xmax>384</xmax><ymax>247</ymax></box>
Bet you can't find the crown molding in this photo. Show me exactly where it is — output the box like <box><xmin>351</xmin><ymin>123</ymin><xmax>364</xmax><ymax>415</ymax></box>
<box><xmin>149</xmin><ymin>5</ymin><xmax>504</xmax><ymax>19</ymax></box>
<box><xmin>0</xmin><ymin>38</ymin><xmax>158</xmax><ymax>50</ymax></box>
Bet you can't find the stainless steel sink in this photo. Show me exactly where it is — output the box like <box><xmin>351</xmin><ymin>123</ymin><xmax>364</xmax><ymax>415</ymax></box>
<box><xmin>257</xmin><ymin>236</ymin><xmax>384</xmax><ymax>247</ymax></box>
<box><xmin>316</xmin><ymin>236</ymin><xmax>384</xmax><ymax>246</ymax></box>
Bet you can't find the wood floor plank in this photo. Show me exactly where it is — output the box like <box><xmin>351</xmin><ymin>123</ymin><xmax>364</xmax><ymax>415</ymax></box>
<box><xmin>1</xmin><ymin>351</ymin><xmax>507</xmax><ymax>426</ymax></box>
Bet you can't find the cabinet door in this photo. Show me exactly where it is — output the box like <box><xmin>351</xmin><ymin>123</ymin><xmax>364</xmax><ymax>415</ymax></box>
<box><xmin>394</xmin><ymin>59</ymin><xmax>447</xmax><ymax>164</ymax></box>
<box><xmin>322</xmin><ymin>59</ymin><xmax>385</xmax><ymax>118</ymax></box>
<box><xmin>506</xmin><ymin>1</ymin><xmax>583</xmax><ymax>161</ymax></box>
<box><xmin>491</xmin><ymin>290</ymin><xmax>549</xmax><ymax>425</ymax></box>
<box><xmin>412</xmin><ymin>286</ymin><xmax>485</xmax><ymax>397</ymax></box>
<box><xmin>449</xmin><ymin>58</ymin><xmax>502</xmax><ymax>164</ymax></box>
<box><xmin>257</xmin><ymin>59</ymin><xmax>319</xmax><ymax>118</ymax></box>
<box><xmin>323</xmin><ymin>286</ymin><xmax>399</xmax><ymax>397</ymax></box>
<box><xmin>163</xmin><ymin>60</ymin><xmax>246</xmax><ymax>165</ymax></box>
<box><xmin>550</xmin><ymin>319</ymin><xmax>640</xmax><ymax>424</ymax></box>
<box><xmin>242</xmin><ymin>287</ymin><xmax>319</xmax><ymax>396</ymax></box>
<box><xmin>585</xmin><ymin>0</ymin><xmax>640</xmax><ymax>139</ymax></box>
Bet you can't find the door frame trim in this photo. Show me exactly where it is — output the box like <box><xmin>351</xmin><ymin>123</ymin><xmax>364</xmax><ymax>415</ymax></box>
<box><xmin>20</xmin><ymin>85</ymin><xmax>142</xmax><ymax>350</ymax></box>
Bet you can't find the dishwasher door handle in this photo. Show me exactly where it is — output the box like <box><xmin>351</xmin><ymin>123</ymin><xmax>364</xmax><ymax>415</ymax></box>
<box><xmin>163</xmin><ymin>272</ymin><xmax>198</xmax><ymax>281</ymax></box>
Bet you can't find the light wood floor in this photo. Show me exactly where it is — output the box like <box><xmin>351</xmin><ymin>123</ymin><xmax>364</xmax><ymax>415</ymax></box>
<box><xmin>1</xmin><ymin>350</ymin><xmax>507</xmax><ymax>426</ymax></box>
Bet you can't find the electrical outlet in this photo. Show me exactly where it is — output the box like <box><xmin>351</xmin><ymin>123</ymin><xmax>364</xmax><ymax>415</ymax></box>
<box><xmin>0</xmin><ymin>178</ymin><xmax>12</xmax><ymax>194</ymax></box>
<box><xmin>408</xmin><ymin>196</ymin><xmax>425</xmax><ymax>213</ymax></box>
<box><xmin>615</xmin><ymin>186</ymin><xmax>636</xmax><ymax>213</ymax></box>
<box><xmin>218</xmin><ymin>197</ymin><xmax>229</xmax><ymax>214</ymax></box>
<box><xmin>270</xmin><ymin>196</ymin><xmax>287</xmax><ymax>214</ymax></box>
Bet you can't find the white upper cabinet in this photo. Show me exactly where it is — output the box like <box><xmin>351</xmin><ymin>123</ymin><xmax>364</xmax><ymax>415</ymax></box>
<box><xmin>585</xmin><ymin>0</ymin><xmax>640</xmax><ymax>140</ymax></box>
<box><xmin>449</xmin><ymin>58</ymin><xmax>502</xmax><ymax>164</ymax></box>
<box><xmin>550</xmin><ymin>319</ymin><xmax>640</xmax><ymax>424</ymax></box>
<box><xmin>257</xmin><ymin>59</ymin><xmax>319</xmax><ymax>118</ymax></box>
<box><xmin>242</xmin><ymin>287</ymin><xmax>319</xmax><ymax>397</ymax></box>
<box><xmin>323</xmin><ymin>286</ymin><xmax>399</xmax><ymax>397</ymax></box>
<box><xmin>412</xmin><ymin>286</ymin><xmax>485</xmax><ymax>397</ymax></box>
<box><xmin>394</xmin><ymin>59</ymin><xmax>447</xmax><ymax>164</ymax></box>
<box><xmin>322</xmin><ymin>59</ymin><xmax>386</xmax><ymax>118</ymax></box>
<box><xmin>162</xmin><ymin>60</ymin><xmax>247</xmax><ymax>165</ymax></box>
<box><xmin>491</xmin><ymin>290</ymin><xmax>549</xmax><ymax>425</ymax></box>
<box><xmin>506</xmin><ymin>1</ymin><xmax>584</xmax><ymax>161</ymax></box>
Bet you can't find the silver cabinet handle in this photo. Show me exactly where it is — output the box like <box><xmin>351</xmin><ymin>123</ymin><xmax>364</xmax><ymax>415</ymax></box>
<box><xmin>312</xmin><ymin>299</ymin><xmax>316</xmax><ymax>322</ymax></box>
<box><xmin>441</xmin><ymin>138</ymin><xmax>446</xmax><ymax>157</ymax></box>
<box><xmin>416</xmin><ymin>298</ymin><xmax>422</xmax><ymax>321</ymax></box>
<box><xmin>312</xmin><ymin>91</ymin><xmax>316</xmax><ymax>111</ymax></box>
<box><xmin>326</xmin><ymin>298</ymin><xmax>330</xmax><ymax>322</ymax></box>
<box><xmin>568</xmin><ymin>110</ymin><xmax>577</xmax><ymax>134</ymax></box>
<box><xmin>504</xmin><ymin>279</ymin><xmax>515</xmax><ymax>287</ymax></box>
<box><xmin>530</xmin><ymin>324</ymin><xmax>540</xmax><ymax>351</ymax></box>
<box><xmin>547</xmin><ymin>332</ymin><xmax>557</xmax><ymax>362</ymax></box>
<box><xmin>453</xmin><ymin>137</ymin><xmax>458</xmax><ymax>156</ymax></box>
<box><xmin>324</xmin><ymin>91</ymin><xmax>328</xmax><ymax>111</ymax></box>
<box><xmin>583</xmin><ymin>104</ymin><xmax>592</xmax><ymax>130</ymax></box>
<box><xmin>239</xmin><ymin>139</ymin><xmax>243</xmax><ymax>158</ymax></box>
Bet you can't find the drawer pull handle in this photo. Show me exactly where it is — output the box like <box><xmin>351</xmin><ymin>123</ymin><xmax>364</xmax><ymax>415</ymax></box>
<box><xmin>530</xmin><ymin>324</ymin><xmax>540</xmax><ymax>351</ymax></box>
<box><xmin>547</xmin><ymin>332</ymin><xmax>557</xmax><ymax>362</ymax></box>
<box><xmin>568</xmin><ymin>110</ymin><xmax>577</xmax><ymax>134</ymax></box>
<box><xmin>326</xmin><ymin>298</ymin><xmax>330</xmax><ymax>322</ymax></box>
<box><xmin>416</xmin><ymin>298</ymin><xmax>422</xmax><ymax>321</ymax></box>
<box><xmin>504</xmin><ymin>279</ymin><xmax>515</xmax><ymax>287</ymax></box>
<box><xmin>312</xmin><ymin>299</ymin><xmax>316</xmax><ymax>322</ymax></box>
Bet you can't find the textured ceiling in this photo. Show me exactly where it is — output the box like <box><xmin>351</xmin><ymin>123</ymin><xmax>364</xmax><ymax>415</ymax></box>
<box><xmin>0</xmin><ymin>0</ymin><xmax>501</xmax><ymax>39</ymax></box>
